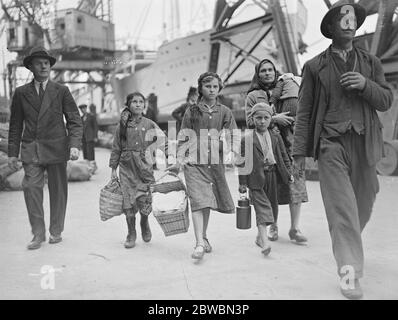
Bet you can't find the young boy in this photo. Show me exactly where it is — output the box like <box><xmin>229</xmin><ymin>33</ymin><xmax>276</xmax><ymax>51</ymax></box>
<box><xmin>238</xmin><ymin>102</ymin><xmax>293</xmax><ymax>256</ymax></box>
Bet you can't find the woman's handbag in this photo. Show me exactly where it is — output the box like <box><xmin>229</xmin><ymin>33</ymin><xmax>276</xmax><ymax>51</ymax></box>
<box><xmin>99</xmin><ymin>178</ymin><xmax>124</xmax><ymax>221</ymax></box>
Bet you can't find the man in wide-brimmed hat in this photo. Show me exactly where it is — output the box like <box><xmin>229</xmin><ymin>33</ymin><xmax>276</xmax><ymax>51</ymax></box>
<box><xmin>8</xmin><ymin>46</ymin><xmax>83</xmax><ymax>250</ymax></box>
<box><xmin>293</xmin><ymin>1</ymin><xmax>393</xmax><ymax>299</ymax></box>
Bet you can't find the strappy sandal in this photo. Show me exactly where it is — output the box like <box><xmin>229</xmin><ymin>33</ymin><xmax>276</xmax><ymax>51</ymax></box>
<box><xmin>191</xmin><ymin>245</ymin><xmax>205</xmax><ymax>260</ymax></box>
<box><xmin>203</xmin><ymin>238</ymin><xmax>212</xmax><ymax>253</ymax></box>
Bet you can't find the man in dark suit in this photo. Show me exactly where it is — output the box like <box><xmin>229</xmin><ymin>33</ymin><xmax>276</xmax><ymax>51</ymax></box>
<box><xmin>79</xmin><ymin>104</ymin><xmax>98</xmax><ymax>165</ymax></box>
<box><xmin>8</xmin><ymin>46</ymin><xmax>83</xmax><ymax>250</ymax></box>
<box><xmin>293</xmin><ymin>1</ymin><xmax>393</xmax><ymax>299</ymax></box>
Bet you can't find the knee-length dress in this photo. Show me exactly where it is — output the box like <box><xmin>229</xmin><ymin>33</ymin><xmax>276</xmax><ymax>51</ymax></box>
<box><xmin>178</xmin><ymin>102</ymin><xmax>238</xmax><ymax>213</ymax></box>
<box><xmin>109</xmin><ymin>115</ymin><xmax>165</xmax><ymax>210</ymax></box>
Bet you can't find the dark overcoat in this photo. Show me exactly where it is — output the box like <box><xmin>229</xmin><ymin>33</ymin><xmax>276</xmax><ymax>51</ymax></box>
<box><xmin>82</xmin><ymin>113</ymin><xmax>98</xmax><ymax>142</ymax></box>
<box><xmin>293</xmin><ymin>46</ymin><xmax>393</xmax><ymax>166</ymax></box>
<box><xmin>8</xmin><ymin>80</ymin><xmax>83</xmax><ymax>164</ymax></box>
<box><xmin>238</xmin><ymin>130</ymin><xmax>292</xmax><ymax>189</ymax></box>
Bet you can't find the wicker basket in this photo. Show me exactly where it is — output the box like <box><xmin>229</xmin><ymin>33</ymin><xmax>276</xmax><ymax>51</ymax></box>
<box><xmin>99</xmin><ymin>179</ymin><xmax>124</xmax><ymax>221</ymax></box>
<box><xmin>152</xmin><ymin>172</ymin><xmax>189</xmax><ymax>236</ymax></box>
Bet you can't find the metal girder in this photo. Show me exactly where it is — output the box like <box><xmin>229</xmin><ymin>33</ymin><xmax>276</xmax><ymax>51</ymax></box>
<box><xmin>213</xmin><ymin>0</ymin><xmax>246</xmax><ymax>30</ymax></box>
<box><xmin>51</xmin><ymin>60</ymin><xmax>115</xmax><ymax>72</ymax></box>
<box><xmin>221</xmin><ymin>38</ymin><xmax>261</xmax><ymax>64</ymax></box>
<box><xmin>370</xmin><ymin>0</ymin><xmax>398</xmax><ymax>58</ymax></box>
<box><xmin>323</xmin><ymin>0</ymin><xmax>332</xmax><ymax>9</ymax></box>
<box><xmin>357</xmin><ymin>0</ymin><xmax>380</xmax><ymax>16</ymax></box>
<box><xmin>208</xmin><ymin>0</ymin><xmax>246</xmax><ymax>72</ymax></box>
<box><xmin>210</xmin><ymin>14</ymin><xmax>273</xmax><ymax>41</ymax></box>
<box><xmin>223</xmin><ymin>25</ymin><xmax>273</xmax><ymax>83</ymax></box>
<box><xmin>268</xmin><ymin>0</ymin><xmax>298</xmax><ymax>75</ymax></box>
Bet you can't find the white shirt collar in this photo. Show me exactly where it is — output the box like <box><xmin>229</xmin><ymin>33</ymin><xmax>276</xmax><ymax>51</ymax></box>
<box><xmin>34</xmin><ymin>79</ymin><xmax>49</xmax><ymax>94</ymax></box>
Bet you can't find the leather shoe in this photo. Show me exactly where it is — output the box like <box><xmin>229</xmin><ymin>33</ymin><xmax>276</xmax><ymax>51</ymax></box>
<box><xmin>27</xmin><ymin>235</ymin><xmax>46</xmax><ymax>250</ymax></box>
<box><xmin>340</xmin><ymin>279</ymin><xmax>363</xmax><ymax>300</ymax></box>
<box><xmin>49</xmin><ymin>235</ymin><xmax>62</xmax><ymax>244</ymax></box>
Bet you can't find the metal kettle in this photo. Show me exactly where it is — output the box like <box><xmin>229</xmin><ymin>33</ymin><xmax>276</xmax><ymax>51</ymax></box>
<box><xmin>236</xmin><ymin>192</ymin><xmax>251</xmax><ymax>230</ymax></box>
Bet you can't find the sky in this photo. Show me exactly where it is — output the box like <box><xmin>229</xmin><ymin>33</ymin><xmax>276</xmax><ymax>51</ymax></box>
<box><xmin>0</xmin><ymin>0</ymin><xmax>378</xmax><ymax>97</ymax></box>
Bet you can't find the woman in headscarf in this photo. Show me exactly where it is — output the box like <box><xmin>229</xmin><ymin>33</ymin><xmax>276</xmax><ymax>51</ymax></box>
<box><xmin>245</xmin><ymin>59</ymin><xmax>308</xmax><ymax>245</ymax></box>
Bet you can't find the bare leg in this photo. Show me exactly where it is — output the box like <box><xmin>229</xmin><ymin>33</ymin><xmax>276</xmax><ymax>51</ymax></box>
<box><xmin>289</xmin><ymin>202</ymin><xmax>301</xmax><ymax>230</ymax></box>
<box><xmin>202</xmin><ymin>208</ymin><xmax>212</xmax><ymax>253</ymax></box>
<box><xmin>258</xmin><ymin>223</ymin><xmax>271</xmax><ymax>256</ymax></box>
<box><xmin>202</xmin><ymin>208</ymin><xmax>210</xmax><ymax>239</ymax></box>
<box><xmin>258</xmin><ymin>224</ymin><xmax>269</xmax><ymax>248</ymax></box>
<box><xmin>289</xmin><ymin>202</ymin><xmax>307</xmax><ymax>243</ymax></box>
<box><xmin>191</xmin><ymin>209</ymin><xmax>206</xmax><ymax>259</ymax></box>
<box><xmin>192</xmin><ymin>209</ymin><xmax>205</xmax><ymax>247</ymax></box>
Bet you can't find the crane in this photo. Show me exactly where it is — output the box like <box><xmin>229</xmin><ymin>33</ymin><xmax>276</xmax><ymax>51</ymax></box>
<box><xmin>1</xmin><ymin>0</ymin><xmax>116</xmax><ymax>110</ymax></box>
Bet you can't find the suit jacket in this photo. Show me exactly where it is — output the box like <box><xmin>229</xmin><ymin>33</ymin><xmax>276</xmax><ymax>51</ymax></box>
<box><xmin>238</xmin><ymin>130</ymin><xmax>292</xmax><ymax>189</ymax></box>
<box><xmin>8</xmin><ymin>80</ymin><xmax>83</xmax><ymax>164</ymax></box>
<box><xmin>293</xmin><ymin>46</ymin><xmax>393</xmax><ymax>166</ymax></box>
<box><xmin>82</xmin><ymin>113</ymin><xmax>98</xmax><ymax>142</ymax></box>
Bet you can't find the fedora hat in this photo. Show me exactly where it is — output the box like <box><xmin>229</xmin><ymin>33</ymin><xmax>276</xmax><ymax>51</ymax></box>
<box><xmin>23</xmin><ymin>46</ymin><xmax>57</xmax><ymax>69</ymax></box>
<box><xmin>320</xmin><ymin>0</ymin><xmax>366</xmax><ymax>39</ymax></box>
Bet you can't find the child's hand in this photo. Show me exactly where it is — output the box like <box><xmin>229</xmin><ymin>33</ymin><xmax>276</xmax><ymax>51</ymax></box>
<box><xmin>239</xmin><ymin>185</ymin><xmax>247</xmax><ymax>194</ymax></box>
<box><xmin>289</xmin><ymin>175</ymin><xmax>295</xmax><ymax>183</ymax></box>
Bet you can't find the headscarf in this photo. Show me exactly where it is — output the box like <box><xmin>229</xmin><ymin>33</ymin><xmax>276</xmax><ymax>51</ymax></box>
<box><xmin>249</xmin><ymin>102</ymin><xmax>274</xmax><ymax>119</ymax></box>
<box><xmin>120</xmin><ymin>92</ymin><xmax>146</xmax><ymax>140</ymax></box>
<box><xmin>247</xmin><ymin>59</ymin><xmax>280</xmax><ymax>94</ymax></box>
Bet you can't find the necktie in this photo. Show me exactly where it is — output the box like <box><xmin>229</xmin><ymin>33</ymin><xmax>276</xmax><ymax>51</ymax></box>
<box><xmin>39</xmin><ymin>82</ymin><xmax>45</xmax><ymax>103</ymax></box>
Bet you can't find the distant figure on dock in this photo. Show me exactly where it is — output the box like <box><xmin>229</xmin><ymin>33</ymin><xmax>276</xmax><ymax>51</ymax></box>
<box><xmin>7</xmin><ymin>46</ymin><xmax>83</xmax><ymax>250</ymax></box>
<box><xmin>172</xmin><ymin>87</ymin><xmax>198</xmax><ymax>132</ymax></box>
<box><xmin>145</xmin><ymin>93</ymin><xmax>159</xmax><ymax>123</ymax></box>
<box><xmin>293</xmin><ymin>0</ymin><xmax>393</xmax><ymax>300</ymax></box>
<box><xmin>79</xmin><ymin>104</ymin><xmax>98</xmax><ymax>170</ymax></box>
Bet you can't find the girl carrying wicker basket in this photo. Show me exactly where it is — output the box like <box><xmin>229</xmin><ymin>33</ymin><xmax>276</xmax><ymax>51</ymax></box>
<box><xmin>168</xmin><ymin>72</ymin><xmax>240</xmax><ymax>260</ymax></box>
<box><xmin>109</xmin><ymin>92</ymin><xmax>166</xmax><ymax>249</ymax></box>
